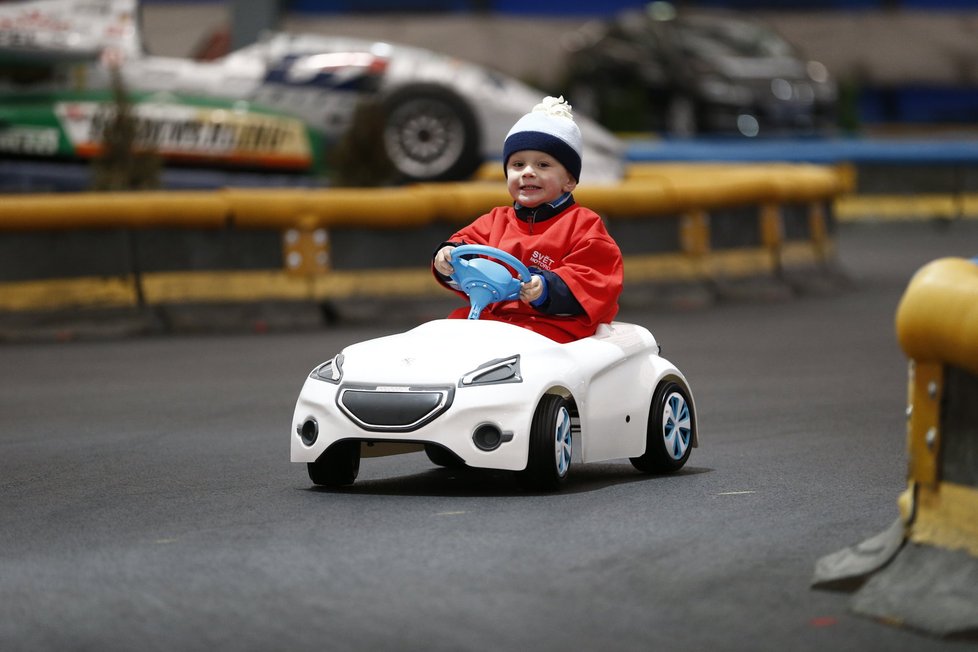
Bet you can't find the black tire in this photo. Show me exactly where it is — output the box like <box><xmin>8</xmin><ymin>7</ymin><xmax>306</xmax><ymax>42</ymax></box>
<box><xmin>381</xmin><ymin>84</ymin><xmax>482</xmax><ymax>182</ymax></box>
<box><xmin>518</xmin><ymin>394</ymin><xmax>573</xmax><ymax>491</ymax></box>
<box><xmin>424</xmin><ymin>443</ymin><xmax>464</xmax><ymax>468</ymax></box>
<box><xmin>631</xmin><ymin>379</ymin><xmax>694</xmax><ymax>474</ymax></box>
<box><xmin>308</xmin><ymin>440</ymin><xmax>361</xmax><ymax>487</ymax></box>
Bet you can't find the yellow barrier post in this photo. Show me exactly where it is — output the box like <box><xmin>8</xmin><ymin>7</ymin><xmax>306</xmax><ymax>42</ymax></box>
<box><xmin>812</xmin><ymin>257</ymin><xmax>978</xmax><ymax>640</ymax></box>
<box><xmin>808</xmin><ymin>201</ymin><xmax>830</xmax><ymax>263</ymax></box>
<box><xmin>759</xmin><ymin>203</ymin><xmax>784</xmax><ymax>274</ymax></box>
<box><xmin>284</xmin><ymin>215</ymin><xmax>330</xmax><ymax>277</ymax></box>
<box><xmin>678</xmin><ymin>209</ymin><xmax>710</xmax><ymax>281</ymax></box>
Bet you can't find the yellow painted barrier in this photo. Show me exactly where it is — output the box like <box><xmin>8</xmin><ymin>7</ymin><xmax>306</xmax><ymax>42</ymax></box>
<box><xmin>0</xmin><ymin>163</ymin><xmax>848</xmax><ymax>313</ymax></box>
<box><xmin>896</xmin><ymin>258</ymin><xmax>978</xmax><ymax>557</ymax></box>
<box><xmin>0</xmin><ymin>191</ymin><xmax>228</xmax><ymax>230</ymax></box>
<box><xmin>896</xmin><ymin>258</ymin><xmax>978</xmax><ymax>377</ymax></box>
<box><xmin>224</xmin><ymin>186</ymin><xmax>441</xmax><ymax>229</ymax></box>
<box><xmin>0</xmin><ymin>164</ymin><xmax>847</xmax><ymax>232</ymax></box>
<box><xmin>813</xmin><ymin>256</ymin><xmax>978</xmax><ymax>639</ymax></box>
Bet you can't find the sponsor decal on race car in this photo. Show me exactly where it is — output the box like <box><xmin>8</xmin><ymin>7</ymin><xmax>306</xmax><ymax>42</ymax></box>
<box><xmin>54</xmin><ymin>100</ymin><xmax>313</xmax><ymax>169</ymax></box>
<box><xmin>0</xmin><ymin>9</ymin><xmax>71</xmax><ymax>45</ymax></box>
<box><xmin>0</xmin><ymin>0</ymin><xmax>138</xmax><ymax>57</ymax></box>
<box><xmin>0</xmin><ymin>125</ymin><xmax>60</xmax><ymax>155</ymax></box>
<box><xmin>269</xmin><ymin>52</ymin><xmax>388</xmax><ymax>89</ymax></box>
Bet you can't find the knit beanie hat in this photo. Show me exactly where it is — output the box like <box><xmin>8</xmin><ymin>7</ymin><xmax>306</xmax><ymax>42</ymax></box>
<box><xmin>503</xmin><ymin>96</ymin><xmax>583</xmax><ymax>181</ymax></box>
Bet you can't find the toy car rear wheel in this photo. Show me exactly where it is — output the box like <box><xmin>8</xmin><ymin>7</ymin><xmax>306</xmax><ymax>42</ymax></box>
<box><xmin>518</xmin><ymin>394</ymin><xmax>572</xmax><ymax>491</ymax></box>
<box><xmin>631</xmin><ymin>379</ymin><xmax>694</xmax><ymax>474</ymax></box>
<box><xmin>308</xmin><ymin>440</ymin><xmax>361</xmax><ymax>487</ymax></box>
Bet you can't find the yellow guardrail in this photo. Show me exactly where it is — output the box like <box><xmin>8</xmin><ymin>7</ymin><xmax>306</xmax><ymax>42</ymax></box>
<box><xmin>0</xmin><ymin>163</ymin><xmax>847</xmax><ymax>230</ymax></box>
<box><xmin>897</xmin><ymin>258</ymin><xmax>978</xmax><ymax>377</ymax></box>
<box><xmin>896</xmin><ymin>258</ymin><xmax>978</xmax><ymax>556</ymax></box>
<box><xmin>0</xmin><ymin>163</ymin><xmax>849</xmax><ymax>312</ymax></box>
<box><xmin>0</xmin><ymin>191</ymin><xmax>229</xmax><ymax>230</ymax></box>
<box><xmin>812</xmin><ymin>257</ymin><xmax>978</xmax><ymax>639</ymax></box>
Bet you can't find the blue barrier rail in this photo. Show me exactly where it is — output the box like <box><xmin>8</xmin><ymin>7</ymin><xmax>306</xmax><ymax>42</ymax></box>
<box><xmin>626</xmin><ymin>136</ymin><xmax>978</xmax><ymax>165</ymax></box>
<box><xmin>6</xmin><ymin>135</ymin><xmax>978</xmax><ymax>193</ymax></box>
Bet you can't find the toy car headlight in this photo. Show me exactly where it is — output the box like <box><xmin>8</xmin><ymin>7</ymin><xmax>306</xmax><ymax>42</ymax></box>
<box><xmin>311</xmin><ymin>354</ymin><xmax>344</xmax><ymax>384</ymax></box>
<box><xmin>460</xmin><ymin>355</ymin><xmax>521</xmax><ymax>387</ymax></box>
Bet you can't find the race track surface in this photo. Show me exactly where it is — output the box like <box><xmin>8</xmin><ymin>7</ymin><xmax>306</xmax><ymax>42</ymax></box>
<box><xmin>2</xmin><ymin>220</ymin><xmax>977</xmax><ymax>651</ymax></box>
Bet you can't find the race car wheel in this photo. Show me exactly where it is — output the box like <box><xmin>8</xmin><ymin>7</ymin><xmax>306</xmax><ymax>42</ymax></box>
<box><xmin>519</xmin><ymin>394</ymin><xmax>572</xmax><ymax>491</ymax></box>
<box><xmin>630</xmin><ymin>380</ymin><xmax>694</xmax><ymax>474</ymax></box>
<box><xmin>308</xmin><ymin>440</ymin><xmax>361</xmax><ymax>487</ymax></box>
<box><xmin>382</xmin><ymin>85</ymin><xmax>482</xmax><ymax>182</ymax></box>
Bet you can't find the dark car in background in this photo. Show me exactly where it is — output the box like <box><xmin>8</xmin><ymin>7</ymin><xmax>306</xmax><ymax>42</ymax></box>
<box><xmin>562</xmin><ymin>2</ymin><xmax>837</xmax><ymax>137</ymax></box>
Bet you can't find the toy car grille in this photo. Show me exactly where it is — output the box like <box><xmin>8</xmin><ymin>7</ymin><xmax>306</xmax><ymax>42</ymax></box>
<box><xmin>337</xmin><ymin>385</ymin><xmax>454</xmax><ymax>432</ymax></box>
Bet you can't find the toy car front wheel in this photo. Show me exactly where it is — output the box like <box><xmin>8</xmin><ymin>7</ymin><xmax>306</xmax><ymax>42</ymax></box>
<box><xmin>518</xmin><ymin>394</ymin><xmax>573</xmax><ymax>491</ymax></box>
<box><xmin>630</xmin><ymin>379</ymin><xmax>694</xmax><ymax>474</ymax></box>
<box><xmin>308</xmin><ymin>440</ymin><xmax>361</xmax><ymax>487</ymax></box>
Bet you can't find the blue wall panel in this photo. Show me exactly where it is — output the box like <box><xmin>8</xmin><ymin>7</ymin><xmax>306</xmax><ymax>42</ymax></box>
<box><xmin>140</xmin><ymin>0</ymin><xmax>978</xmax><ymax>12</ymax></box>
<box><xmin>273</xmin><ymin>0</ymin><xmax>978</xmax><ymax>12</ymax></box>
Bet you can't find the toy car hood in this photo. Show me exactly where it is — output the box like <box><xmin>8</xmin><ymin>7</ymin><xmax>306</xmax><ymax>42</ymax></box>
<box><xmin>336</xmin><ymin>318</ymin><xmax>557</xmax><ymax>384</ymax></box>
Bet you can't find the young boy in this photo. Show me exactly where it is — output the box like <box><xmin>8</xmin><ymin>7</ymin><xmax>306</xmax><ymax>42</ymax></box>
<box><xmin>432</xmin><ymin>96</ymin><xmax>623</xmax><ymax>343</ymax></box>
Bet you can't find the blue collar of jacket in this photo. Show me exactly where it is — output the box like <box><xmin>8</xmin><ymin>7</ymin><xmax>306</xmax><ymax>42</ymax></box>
<box><xmin>514</xmin><ymin>192</ymin><xmax>575</xmax><ymax>223</ymax></box>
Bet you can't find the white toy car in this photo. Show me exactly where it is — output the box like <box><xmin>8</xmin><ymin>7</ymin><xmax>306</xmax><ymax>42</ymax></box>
<box><xmin>291</xmin><ymin>246</ymin><xmax>697</xmax><ymax>490</ymax></box>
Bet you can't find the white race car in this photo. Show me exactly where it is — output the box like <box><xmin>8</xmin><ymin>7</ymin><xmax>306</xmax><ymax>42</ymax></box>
<box><xmin>291</xmin><ymin>245</ymin><xmax>697</xmax><ymax>490</ymax></box>
<box><xmin>0</xmin><ymin>0</ymin><xmax>625</xmax><ymax>184</ymax></box>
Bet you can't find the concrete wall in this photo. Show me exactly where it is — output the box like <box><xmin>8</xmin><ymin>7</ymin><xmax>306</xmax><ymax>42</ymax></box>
<box><xmin>141</xmin><ymin>4</ymin><xmax>978</xmax><ymax>89</ymax></box>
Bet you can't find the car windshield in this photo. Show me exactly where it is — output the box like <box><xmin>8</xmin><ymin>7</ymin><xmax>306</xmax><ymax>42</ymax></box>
<box><xmin>676</xmin><ymin>16</ymin><xmax>795</xmax><ymax>60</ymax></box>
<box><xmin>0</xmin><ymin>60</ymin><xmax>66</xmax><ymax>90</ymax></box>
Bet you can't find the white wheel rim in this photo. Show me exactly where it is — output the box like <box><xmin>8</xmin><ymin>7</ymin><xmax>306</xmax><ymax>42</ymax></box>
<box><xmin>554</xmin><ymin>406</ymin><xmax>572</xmax><ymax>477</ymax></box>
<box><xmin>384</xmin><ymin>99</ymin><xmax>465</xmax><ymax>178</ymax></box>
<box><xmin>662</xmin><ymin>391</ymin><xmax>692</xmax><ymax>460</ymax></box>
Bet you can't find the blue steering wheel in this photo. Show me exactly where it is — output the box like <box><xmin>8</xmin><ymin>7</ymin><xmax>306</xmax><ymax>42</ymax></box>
<box><xmin>449</xmin><ymin>244</ymin><xmax>532</xmax><ymax>320</ymax></box>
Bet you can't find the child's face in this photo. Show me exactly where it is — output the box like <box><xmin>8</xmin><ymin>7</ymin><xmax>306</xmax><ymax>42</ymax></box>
<box><xmin>506</xmin><ymin>150</ymin><xmax>578</xmax><ymax>208</ymax></box>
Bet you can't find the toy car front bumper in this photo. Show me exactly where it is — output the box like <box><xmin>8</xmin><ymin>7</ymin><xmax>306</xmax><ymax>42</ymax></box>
<box><xmin>291</xmin><ymin>377</ymin><xmax>537</xmax><ymax>471</ymax></box>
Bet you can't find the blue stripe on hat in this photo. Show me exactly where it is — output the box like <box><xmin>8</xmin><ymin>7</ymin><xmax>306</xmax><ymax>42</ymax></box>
<box><xmin>503</xmin><ymin>131</ymin><xmax>582</xmax><ymax>181</ymax></box>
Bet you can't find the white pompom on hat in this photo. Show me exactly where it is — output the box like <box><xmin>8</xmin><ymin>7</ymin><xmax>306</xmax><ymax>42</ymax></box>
<box><xmin>503</xmin><ymin>96</ymin><xmax>583</xmax><ymax>181</ymax></box>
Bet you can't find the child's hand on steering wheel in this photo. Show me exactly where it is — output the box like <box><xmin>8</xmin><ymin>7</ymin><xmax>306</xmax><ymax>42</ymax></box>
<box><xmin>520</xmin><ymin>274</ymin><xmax>544</xmax><ymax>304</ymax></box>
<box><xmin>434</xmin><ymin>245</ymin><xmax>456</xmax><ymax>276</ymax></box>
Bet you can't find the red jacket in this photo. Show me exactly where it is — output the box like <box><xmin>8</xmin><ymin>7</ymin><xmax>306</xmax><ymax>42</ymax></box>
<box><xmin>433</xmin><ymin>198</ymin><xmax>623</xmax><ymax>343</ymax></box>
